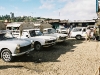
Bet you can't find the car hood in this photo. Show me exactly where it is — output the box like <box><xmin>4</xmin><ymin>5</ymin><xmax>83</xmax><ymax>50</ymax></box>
<box><xmin>48</xmin><ymin>33</ymin><xmax>68</xmax><ymax>37</ymax></box>
<box><xmin>31</xmin><ymin>36</ymin><xmax>56</xmax><ymax>40</ymax></box>
<box><xmin>1</xmin><ymin>38</ymin><xmax>31</xmax><ymax>47</ymax></box>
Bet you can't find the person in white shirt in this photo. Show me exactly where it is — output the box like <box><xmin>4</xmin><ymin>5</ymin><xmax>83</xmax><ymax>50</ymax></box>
<box><xmin>86</xmin><ymin>27</ymin><xmax>91</xmax><ymax>41</ymax></box>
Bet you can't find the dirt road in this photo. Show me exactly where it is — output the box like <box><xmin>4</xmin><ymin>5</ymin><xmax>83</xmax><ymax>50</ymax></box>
<box><xmin>0</xmin><ymin>39</ymin><xmax>100</xmax><ymax>75</ymax></box>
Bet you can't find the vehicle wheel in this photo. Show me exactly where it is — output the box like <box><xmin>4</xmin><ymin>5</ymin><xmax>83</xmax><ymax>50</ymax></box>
<box><xmin>1</xmin><ymin>49</ymin><xmax>13</xmax><ymax>62</ymax></box>
<box><xmin>76</xmin><ymin>35</ymin><xmax>82</xmax><ymax>40</ymax></box>
<box><xmin>34</xmin><ymin>42</ymin><xmax>42</xmax><ymax>50</ymax></box>
<box><xmin>96</xmin><ymin>36</ymin><xmax>100</xmax><ymax>41</ymax></box>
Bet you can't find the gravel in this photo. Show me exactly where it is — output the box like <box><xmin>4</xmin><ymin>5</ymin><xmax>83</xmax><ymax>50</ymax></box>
<box><xmin>0</xmin><ymin>38</ymin><xmax>100</xmax><ymax>75</ymax></box>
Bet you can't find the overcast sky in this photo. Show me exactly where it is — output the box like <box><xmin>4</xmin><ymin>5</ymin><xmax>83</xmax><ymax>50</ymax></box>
<box><xmin>0</xmin><ymin>0</ymin><xmax>98</xmax><ymax>21</ymax></box>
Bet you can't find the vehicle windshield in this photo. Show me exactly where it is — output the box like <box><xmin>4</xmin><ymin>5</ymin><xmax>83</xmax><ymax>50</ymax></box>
<box><xmin>35</xmin><ymin>30</ymin><xmax>43</xmax><ymax>36</ymax></box>
<box><xmin>29</xmin><ymin>30</ymin><xmax>43</xmax><ymax>37</ymax></box>
<box><xmin>48</xmin><ymin>29</ymin><xmax>56</xmax><ymax>34</ymax></box>
<box><xmin>0</xmin><ymin>32</ymin><xmax>14</xmax><ymax>40</ymax></box>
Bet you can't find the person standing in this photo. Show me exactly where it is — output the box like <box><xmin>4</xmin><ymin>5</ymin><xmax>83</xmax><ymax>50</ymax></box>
<box><xmin>86</xmin><ymin>27</ymin><xmax>91</xmax><ymax>42</ymax></box>
<box><xmin>93</xmin><ymin>27</ymin><xmax>97</xmax><ymax>41</ymax></box>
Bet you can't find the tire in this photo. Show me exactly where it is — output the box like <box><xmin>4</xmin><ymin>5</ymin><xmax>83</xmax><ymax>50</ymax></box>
<box><xmin>1</xmin><ymin>49</ymin><xmax>14</xmax><ymax>62</ymax></box>
<box><xmin>34</xmin><ymin>42</ymin><xmax>42</xmax><ymax>50</ymax></box>
<box><xmin>96</xmin><ymin>36</ymin><xmax>100</xmax><ymax>41</ymax></box>
<box><xmin>76</xmin><ymin>35</ymin><xmax>82</xmax><ymax>40</ymax></box>
<box><xmin>96</xmin><ymin>36</ymin><xmax>98</xmax><ymax>40</ymax></box>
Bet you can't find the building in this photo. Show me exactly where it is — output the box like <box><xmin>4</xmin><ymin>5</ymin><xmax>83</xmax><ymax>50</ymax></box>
<box><xmin>69</xmin><ymin>20</ymin><xmax>95</xmax><ymax>27</ymax></box>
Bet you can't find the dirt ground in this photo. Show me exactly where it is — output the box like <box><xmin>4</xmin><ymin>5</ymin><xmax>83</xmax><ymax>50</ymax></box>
<box><xmin>0</xmin><ymin>38</ymin><xmax>100</xmax><ymax>75</ymax></box>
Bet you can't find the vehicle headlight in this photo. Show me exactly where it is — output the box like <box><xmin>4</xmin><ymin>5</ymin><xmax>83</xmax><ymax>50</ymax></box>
<box><xmin>45</xmin><ymin>39</ymin><xmax>49</xmax><ymax>43</ymax></box>
<box><xmin>31</xmin><ymin>41</ymin><xmax>34</xmax><ymax>44</ymax></box>
<box><xmin>16</xmin><ymin>44</ymin><xmax>20</xmax><ymax>53</ymax></box>
<box><xmin>45</xmin><ymin>40</ymin><xmax>48</xmax><ymax>43</ymax></box>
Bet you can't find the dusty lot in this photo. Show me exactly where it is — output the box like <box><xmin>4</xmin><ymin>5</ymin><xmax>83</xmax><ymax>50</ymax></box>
<box><xmin>0</xmin><ymin>38</ymin><xmax>100</xmax><ymax>75</ymax></box>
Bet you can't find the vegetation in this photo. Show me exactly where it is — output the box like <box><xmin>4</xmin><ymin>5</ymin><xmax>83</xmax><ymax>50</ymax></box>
<box><xmin>0</xmin><ymin>14</ymin><xmax>51</xmax><ymax>22</ymax></box>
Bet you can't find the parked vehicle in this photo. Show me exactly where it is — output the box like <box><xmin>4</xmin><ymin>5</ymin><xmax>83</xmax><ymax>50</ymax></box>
<box><xmin>70</xmin><ymin>27</ymin><xmax>94</xmax><ymax>40</ymax></box>
<box><xmin>70</xmin><ymin>27</ymin><xmax>86</xmax><ymax>40</ymax></box>
<box><xmin>43</xmin><ymin>28</ymin><xmax>68</xmax><ymax>42</ymax></box>
<box><xmin>6</xmin><ymin>23</ymin><xmax>56</xmax><ymax>51</ymax></box>
<box><xmin>0</xmin><ymin>30</ymin><xmax>34</xmax><ymax>62</ymax></box>
<box><xmin>56</xmin><ymin>28</ymin><xmax>68</xmax><ymax>34</ymax></box>
<box><xmin>16</xmin><ymin>29</ymin><xmax>57</xmax><ymax>50</ymax></box>
<box><xmin>6</xmin><ymin>22</ymin><xmax>34</xmax><ymax>37</ymax></box>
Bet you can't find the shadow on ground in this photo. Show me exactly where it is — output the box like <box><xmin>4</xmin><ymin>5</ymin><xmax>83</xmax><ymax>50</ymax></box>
<box><xmin>0</xmin><ymin>65</ymin><xmax>23</xmax><ymax>70</ymax></box>
<box><xmin>13</xmin><ymin>38</ymin><xmax>84</xmax><ymax>63</ymax></box>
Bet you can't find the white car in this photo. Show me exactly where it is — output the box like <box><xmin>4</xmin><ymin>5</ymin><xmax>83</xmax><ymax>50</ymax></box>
<box><xmin>70</xmin><ymin>27</ymin><xmax>90</xmax><ymax>40</ymax></box>
<box><xmin>16</xmin><ymin>29</ymin><xmax>57</xmax><ymax>50</ymax></box>
<box><xmin>0</xmin><ymin>30</ymin><xmax>34</xmax><ymax>62</ymax></box>
<box><xmin>43</xmin><ymin>28</ymin><xmax>68</xmax><ymax>42</ymax></box>
<box><xmin>56</xmin><ymin>28</ymin><xmax>68</xmax><ymax>34</ymax></box>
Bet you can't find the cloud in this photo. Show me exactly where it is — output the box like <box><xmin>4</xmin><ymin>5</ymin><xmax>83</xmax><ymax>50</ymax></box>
<box><xmin>58</xmin><ymin>0</ymin><xmax>67</xmax><ymax>2</ymax></box>
<box><xmin>0</xmin><ymin>6</ymin><xmax>5</xmax><ymax>10</ymax></box>
<box><xmin>39</xmin><ymin>0</ymin><xmax>55</xmax><ymax>9</ymax></box>
<box><xmin>40</xmin><ymin>0</ymin><xmax>97</xmax><ymax>20</ymax></box>
<box><xmin>14</xmin><ymin>7</ymin><xmax>18</xmax><ymax>10</ymax></box>
<box><xmin>55</xmin><ymin>0</ymin><xmax>97</xmax><ymax>20</ymax></box>
<box><xmin>10</xmin><ymin>5</ymin><xmax>19</xmax><ymax>10</ymax></box>
<box><xmin>22</xmin><ymin>0</ymin><xmax>31</xmax><ymax>2</ymax></box>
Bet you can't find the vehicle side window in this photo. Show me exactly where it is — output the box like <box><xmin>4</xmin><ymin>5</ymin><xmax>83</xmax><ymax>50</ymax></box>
<box><xmin>48</xmin><ymin>29</ymin><xmax>52</xmax><ymax>34</ymax></box>
<box><xmin>0</xmin><ymin>34</ymin><xmax>4</xmax><ymax>40</ymax></box>
<box><xmin>29</xmin><ymin>30</ymin><xmax>36</xmax><ymax>37</ymax></box>
<box><xmin>7</xmin><ymin>27</ymin><xmax>12</xmax><ymax>30</ymax></box>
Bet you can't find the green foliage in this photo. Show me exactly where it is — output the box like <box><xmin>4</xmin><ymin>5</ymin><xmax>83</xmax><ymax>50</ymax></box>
<box><xmin>0</xmin><ymin>14</ymin><xmax>50</xmax><ymax>22</ymax></box>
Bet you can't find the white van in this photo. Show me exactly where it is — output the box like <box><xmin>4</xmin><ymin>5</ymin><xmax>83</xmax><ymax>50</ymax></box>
<box><xmin>70</xmin><ymin>27</ymin><xmax>87</xmax><ymax>40</ymax></box>
<box><xmin>70</xmin><ymin>27</ymin><xmax>94</xmax><ymax>40</ymax></box>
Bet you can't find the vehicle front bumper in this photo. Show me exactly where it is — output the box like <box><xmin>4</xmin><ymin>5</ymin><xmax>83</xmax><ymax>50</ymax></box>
<box><xmin>43</xmin><ymin>42</ymin><xmax>56</xmax><ymax>47</ymax></box>
<box><xmin>56</xmin><ymin>37</ymin><xmax>67</xmax><ymax>42</ymax></box>
<box><xmin>12</xmin><ymin>48</ymin><xmax>34</xmax><ymax>56</ymax></box>
<box><xmin>56</xmin><ymin>39</ymin><xmax>66</xmax><ymax>42</ymax></box>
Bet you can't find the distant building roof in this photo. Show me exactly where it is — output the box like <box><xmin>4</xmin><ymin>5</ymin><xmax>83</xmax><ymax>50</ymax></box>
<box><xmin>41</xmin><ymin>23</ymin><xmax>52</xmax><ymax>28</ymax></box>
<box><xmin>48</xmin><ymin>19</ymin><xmax>60</xmax><ymax>23</ymax></box>
<box><xmin>20</xmin><ymin>22</ymin><xmax>34</xmax><ymax>29</ymax></box>
<box><xmin>70</xmin><ymin>20</ymin><xmax>95</xmax><ymax>23</ymax></box>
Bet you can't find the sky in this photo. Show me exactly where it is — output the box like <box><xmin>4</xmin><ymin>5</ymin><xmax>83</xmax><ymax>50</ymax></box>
<box><xmin>0</xmin><ymin>0</ymin><xmax>98</xmax><ymax>21</ymax></box>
